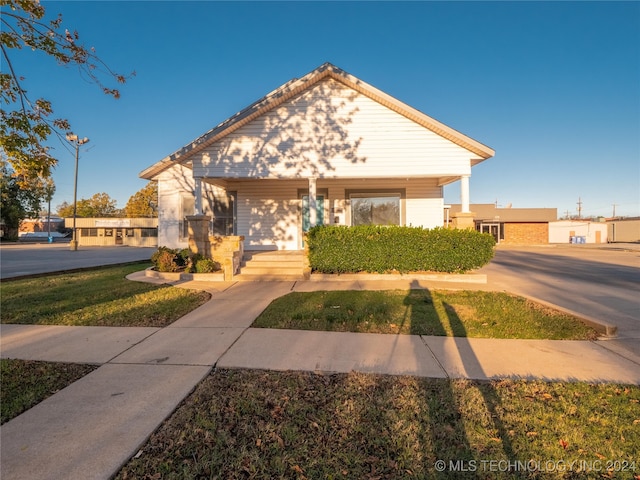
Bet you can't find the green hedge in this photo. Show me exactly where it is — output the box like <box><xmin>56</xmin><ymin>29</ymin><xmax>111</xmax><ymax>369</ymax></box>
<box><xmin>306</xmin><ymin>226</ymin><xmax>495</xmax><ymax>274</ymax></box>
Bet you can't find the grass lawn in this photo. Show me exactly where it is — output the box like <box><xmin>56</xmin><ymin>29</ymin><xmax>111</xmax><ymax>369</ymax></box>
<box><xmin>1</xmin><ymin>358</ymin><xmax>97</xmax><ymax>424</ymax></box>
<box><xmin>0</xmin><ymin>263</ymin><xmax>210</xmax><ymax>327</ymax></box>
<box><xmin>253</xmin><ymin>290</ymin><xmax>599</xmax><ymax>340</ymax></box>
<box><xmin>116</xmin><ymin>369</ymin><xmax>640</xmax><ymax>480</ymax></box>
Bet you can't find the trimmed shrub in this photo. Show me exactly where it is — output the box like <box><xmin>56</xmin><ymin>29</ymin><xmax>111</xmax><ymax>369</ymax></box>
<box><xmin>306</xmin><ymin>225</ymin><xmax>495</xmax><ymax>274</ymax></box>
<box><xmin>151</xmin><ymin>246</ymin><xmax>183</xmax><ymax>272</ymax></box>
<box><xmin>192</xmin><ymin>255</ymin><xmax>221</xmax><ymax>273</ymax></box>
<box><xmin>151</xmin><ymin>248</ymin><xmax>222</xmax><ymax>274</ymax></box>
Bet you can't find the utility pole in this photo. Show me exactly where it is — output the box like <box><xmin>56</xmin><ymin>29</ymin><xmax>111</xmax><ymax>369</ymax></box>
<box><xmin>576</xmin><ymin>197</ymin><xmax>583</xmax><ymax>219</ymax></box>
<box><xmin>612</xmin><ymin>203</ymin><xmax>618</xmax><ymax>218</ymax></box>
<box><xmin>564</xmin><ymin>210</ymin><xmax>570</xmax><ymax>219</ymax></box>
<box><xmin>66</xmin><ymin>133</ymin><xmax>90</xmax><ymax>251</ymax></box>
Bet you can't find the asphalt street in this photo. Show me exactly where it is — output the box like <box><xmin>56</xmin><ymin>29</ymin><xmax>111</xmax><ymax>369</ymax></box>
<box><xmin>0</xmin><ymin>243</ymin><xmax>155</xmax><ymax>279</ymax></box>
<box><xmin>478</xmin><ymin>244</ymin><xmax>640</xmax><ymax>335</ymax></box>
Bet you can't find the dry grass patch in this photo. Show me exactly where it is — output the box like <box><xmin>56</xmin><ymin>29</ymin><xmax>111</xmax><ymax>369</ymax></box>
<box><xmin>1</xmin><ymin>359</ymin><xmax>97</xmax><ymax>424</ymax></box>
<box><xmin>116</xmin><ymin>369</ymin><xmax>640</xmax><ymax>480</ymax></box>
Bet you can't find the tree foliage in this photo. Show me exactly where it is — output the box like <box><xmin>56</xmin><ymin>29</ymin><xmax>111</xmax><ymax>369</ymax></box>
<box><xmin>0</xmin><ymin>0</ymin><xmax>134</xmax><ymax>186</ymax></box>
<box><xmin>56</xmin><ymin>192</ymin><xmax>119</xmax><ymax>218</ymax></box>
<box><xmin>1</xmin><ymin>162</ymin><xmax>44</xmax><ymax>238</ymax></box>
<box><xmin>124</xmin><ymin>182</ymin><xmax>158</xmax><ymax>217</ymax></box>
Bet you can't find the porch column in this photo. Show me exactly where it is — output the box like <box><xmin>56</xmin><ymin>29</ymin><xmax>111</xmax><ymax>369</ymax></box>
<box><xmin>194</xmin><ymin>177</ymin><xmax>203</xmax><ymax>215</ymax></box>
<box><xmin>186</xmin><ymin>214</ymin><xmax>211</xmax><ymax>257</ymax></box>
<box><xmin>452</xmin><ymin>174</ymin><xmax>475</xmax><ymax>229</ymax></box>
<box><xmin>460</xmin><ymin>174</ymin><xmax>470</xmax><ymax>213</ymax></box>
<box><xmin>308</xmin><ymin>177</ymin><xmax>317</xmax><ymax>228</ymax></box>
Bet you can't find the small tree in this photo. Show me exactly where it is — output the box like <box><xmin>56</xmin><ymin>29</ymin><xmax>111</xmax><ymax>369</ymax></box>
<box><xmin>0</xmin><ymin>162</ymin><xmax>44</xmax><ymax>239</ymax></box>
<box><xmin>124</xmin><ymin>182</ymin><xmax>158</xmax><ymax>217</ymax></box>
<box><xmin>1</xmin><ymin>0</ymin><xmax>134</xmax><ymax>185</ymax></box>
<box><xmin>2</xmin><ymin>0</ymin><xmax>133</xmax><ymax>240</ymax></box>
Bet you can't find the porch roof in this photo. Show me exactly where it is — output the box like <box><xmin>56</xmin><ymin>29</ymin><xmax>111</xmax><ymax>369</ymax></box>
<box><xmin>140</xmin><ymin>63</ymin><xmax>494</xmax><ymax>181</ymax></box>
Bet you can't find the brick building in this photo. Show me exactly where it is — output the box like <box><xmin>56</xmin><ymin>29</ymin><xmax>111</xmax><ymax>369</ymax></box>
<box><xmin>446</xmin><ymin>204</ymin><xmax>557</xmax><ymax>245</ymax></box>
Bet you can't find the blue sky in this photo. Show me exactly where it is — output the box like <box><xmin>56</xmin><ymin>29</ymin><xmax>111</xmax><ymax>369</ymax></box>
<box><xmin>7</xmin><ymin>1</ymin><xmax>640</xmax><ymax>218</ymax></box>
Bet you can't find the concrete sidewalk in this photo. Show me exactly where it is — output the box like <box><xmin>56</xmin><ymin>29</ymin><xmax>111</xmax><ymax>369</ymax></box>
<box><xmin>2</xmin><ymin>278</ymin><xmax>640</xmax><ymax>480</ymax></box>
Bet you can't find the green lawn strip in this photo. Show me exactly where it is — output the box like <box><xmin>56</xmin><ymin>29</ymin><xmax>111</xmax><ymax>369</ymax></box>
<box><xmin>252</xmin><ymin>290</ymin><xmax>598</xmax><ymax>340</ymax></box>
<box><xmin>0</xmin><ymin>263</ymin><xmax>210</xmax><ymax>327</ymax></box>
<box><xmin>1</xmin><ymin>359</ymin><xmax>97</xmax><ymax>424</ymax></box>
<box><xmin>116</xmin><ymin>369</ymin><xmax>640</xmax><ymax>480</ymax></box>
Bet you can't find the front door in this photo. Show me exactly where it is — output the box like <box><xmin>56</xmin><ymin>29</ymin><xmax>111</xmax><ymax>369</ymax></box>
<box><xmin>302</xmin><ymin>195</ymin><xmax>324</xmax><ymax>232</ymax></box>
<box><xmin>115</xmin><ymin>229</ymin><xmax>123</xmax><ymax>245</ymax></box>
<box><xmin>301</xmin><ymin>195</ymin><xmax>324</xmax><ymax>247</ymax></box>
<box><xmin>480</xmin><ymin>223</ymin><xmax>500</xmax><ymax>243</ymax></box>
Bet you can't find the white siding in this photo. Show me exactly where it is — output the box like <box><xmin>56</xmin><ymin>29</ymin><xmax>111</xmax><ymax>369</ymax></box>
<box><xmin>157</xmin><ymin>167</ymin><xmax>189</xmax><ymax>248</ymax></box>
<box><xmin>227</xmin><ymin>177</ymin><xmax>443</xmax><ymax>251</ymax></box>
<box><xmin>157</xmin><ymin>165</ymin><xmax>226</xmax><ymax>248</ymax></box>
<box><xmin>193</xmin><ymin>78</ymin><xmax>474</xmax><ymax>179</ymax></box>
<box><xmin>233</xmin><ymin>179</ymin><xmax>306</xmax><ymax>251</ymax></box>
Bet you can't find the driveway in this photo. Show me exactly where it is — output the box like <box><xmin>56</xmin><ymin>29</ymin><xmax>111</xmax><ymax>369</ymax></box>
<box><xmin>478</xmin><ymin>243</ymin><xmax>640</xmax><ymax>362</ymax></box>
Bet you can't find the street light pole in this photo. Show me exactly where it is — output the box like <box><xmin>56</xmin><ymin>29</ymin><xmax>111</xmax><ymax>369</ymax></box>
<box><xmin>66</xmin><ymin>133</ymin><xmax>89</xmax><ymax>251</ymax></box>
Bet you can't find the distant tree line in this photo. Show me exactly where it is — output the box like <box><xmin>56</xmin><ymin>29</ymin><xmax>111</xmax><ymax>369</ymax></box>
<box><xmin>55</xmin><ymin>182</ymin><xmax>158</xmax><ymax>218</ymax></box>
<box><xmin>1</xmin><ymin>179</ymin><xmax>157</xmax><ymax>240</ymax></box>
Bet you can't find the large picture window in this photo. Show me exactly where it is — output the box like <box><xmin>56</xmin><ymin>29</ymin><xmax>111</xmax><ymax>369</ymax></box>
<box><xmin>350</xmin><ymin>193</ymin><xmax>402</xmax><ymax>226</ymax></box>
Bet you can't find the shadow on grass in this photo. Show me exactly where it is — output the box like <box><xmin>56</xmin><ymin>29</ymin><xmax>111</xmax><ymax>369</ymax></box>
<box><xmin>407</xmin><ymin>280</ymin><xmax>518</xmax><ymax>478</ymax></box>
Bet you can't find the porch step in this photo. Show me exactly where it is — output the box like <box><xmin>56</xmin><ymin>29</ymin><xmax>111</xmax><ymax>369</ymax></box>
<box><xmin>238</xmin><ymin>250</ymin><xmax>306</xmax><ymax>280</ymax></box>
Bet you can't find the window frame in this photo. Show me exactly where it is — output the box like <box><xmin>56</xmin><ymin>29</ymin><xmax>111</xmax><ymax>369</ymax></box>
<box><xmin>346</xmin><ymin>189</ymin><xmax>406</xmax><ymax>226</ymax></box>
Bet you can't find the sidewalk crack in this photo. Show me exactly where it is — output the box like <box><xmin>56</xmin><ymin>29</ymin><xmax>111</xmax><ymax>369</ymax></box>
<box><xmin>420</xmin><ymin>336</ymin><xmax>450</xmax><ymax>379</ymax></box>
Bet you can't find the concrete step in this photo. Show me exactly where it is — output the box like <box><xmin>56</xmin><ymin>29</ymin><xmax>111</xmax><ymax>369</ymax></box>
<box><xmin>242</xmin><ymin>251</ymin><xmax>305</xmax><ymax>264</ymax></box>
<box><xmin>234</xmin><ymin>273</ymin><xmax>306</xmax><ymax>282</ymax></box>
<box><xmin>240</xmin><ymin>266</ymin><xmax>304</xmax><ymax>276</ymax></box>
<box><xmin>239</xmin><ymin>250</ymin><xmax>306</xmax><ymax>278</ymax></box>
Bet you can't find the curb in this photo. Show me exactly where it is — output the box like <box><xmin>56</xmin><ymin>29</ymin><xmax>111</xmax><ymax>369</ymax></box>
<box><xmin>517</xmin><ymin>294</ymin><xmax>618</xmax><ymax>338</ymax></box>
<box><xmin>309</xmin><ymin>273</ymin><xmax>487</xmax><ymax>284</ymax></box>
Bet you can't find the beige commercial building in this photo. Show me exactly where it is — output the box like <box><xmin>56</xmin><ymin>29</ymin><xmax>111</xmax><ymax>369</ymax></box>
<box><xmin>607</xmin><ymin>218</ymin><xmax>640</xmax><ymax>243</ymax></box>
<box><xmin>63</xmin><ymin>218</ymin><xmax>158</xmax><ymax>247</ymax></box>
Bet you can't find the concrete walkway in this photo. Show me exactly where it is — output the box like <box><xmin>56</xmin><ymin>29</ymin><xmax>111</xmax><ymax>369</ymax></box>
<box><xmin>2</xmin><ymin>275</ymin><xmax>640</xmax><ymax>480</ymax></box>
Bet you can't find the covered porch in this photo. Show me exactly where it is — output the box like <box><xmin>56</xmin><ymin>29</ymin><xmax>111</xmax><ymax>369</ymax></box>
<box><xmin>188</xmin><ymin>174</ymin><xmax>476</xmax><ymax>252</ymax></box>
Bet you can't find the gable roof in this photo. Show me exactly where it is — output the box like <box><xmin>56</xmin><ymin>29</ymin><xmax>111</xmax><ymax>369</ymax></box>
<box><xmin>140</xmin><ymin>62</ymin><xmax>495</xmax><ymax>180</ymax></box>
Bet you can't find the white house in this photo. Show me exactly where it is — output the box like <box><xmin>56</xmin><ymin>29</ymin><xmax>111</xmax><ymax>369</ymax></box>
<box><xmin>140</xmin><ymin>63</ymin><xmax>494</xmax><ymax>251</ymax></box>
